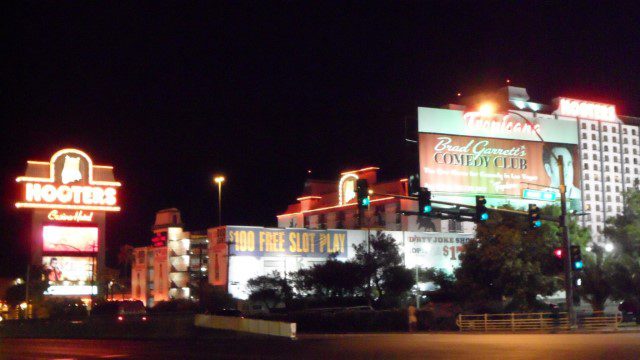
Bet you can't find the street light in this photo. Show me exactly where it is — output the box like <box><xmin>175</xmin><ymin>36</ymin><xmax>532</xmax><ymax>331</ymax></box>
<box><xmin>213</xmin><ymin>175</ymin><xmax>225</xmax><ymax>226</ymax></box>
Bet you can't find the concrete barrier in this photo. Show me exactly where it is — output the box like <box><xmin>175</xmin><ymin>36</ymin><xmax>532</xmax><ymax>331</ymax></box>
<box><xmin>195</xmin><ymin>314</ymin><xmax>296</xmax><ymax>339</ymax></box>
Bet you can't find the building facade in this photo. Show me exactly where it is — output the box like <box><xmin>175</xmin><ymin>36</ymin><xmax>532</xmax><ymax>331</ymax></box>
<box><xmin>277</xmin><ymin>167</ymin><xmax>474</xmax><ymax>234</ymax></box>
<box><xmin>131</xmin><ymin>209</ymin><xmax>209</xmax><ymax>306</ymax></box>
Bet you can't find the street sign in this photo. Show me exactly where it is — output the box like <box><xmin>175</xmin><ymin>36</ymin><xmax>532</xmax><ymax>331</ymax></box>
<box><xmin>522</xmin><ymin>189</ymin><xmax>557</xmax><ymax>201</ymax></box>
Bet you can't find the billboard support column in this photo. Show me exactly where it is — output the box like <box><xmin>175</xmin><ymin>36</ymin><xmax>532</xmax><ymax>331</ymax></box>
<box><xmin>558</xmin><ymin>155</ymin><xmax>575</xmax><ymax>327</ymax></box>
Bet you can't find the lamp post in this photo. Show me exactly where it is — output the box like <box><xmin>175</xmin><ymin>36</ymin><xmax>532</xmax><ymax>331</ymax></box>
<box><xmin>213</xmin><ymin>176</ymin><xmax>225</xmax><ymax>226</ymax></box>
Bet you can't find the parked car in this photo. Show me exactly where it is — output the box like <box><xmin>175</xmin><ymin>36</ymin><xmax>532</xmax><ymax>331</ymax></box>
<box><xmin>91</xmin><ymin>300</ymin><xmax>148</xmax><ymax>323</ymax></box>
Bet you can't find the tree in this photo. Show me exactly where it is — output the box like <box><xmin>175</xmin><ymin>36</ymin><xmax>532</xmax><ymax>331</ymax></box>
<box><xmin>577</xmin><ymin>245</ymin><xmax>614</xmax><ymax>312</ymax></box>
<box><xmin>603</xmin><ymin>188</ymin><xmax>640</xmax><ymax>316</ymax></box>
<box><xmin>246</xmin><ymin>271</ymin><xmax>292</xmax><ymax>311</ymax></box>
<box><xmin>117</xmin><ymin>244</ymin><xmax>135</xmax><ymax>281</ymax></box>
<box><xmin>455</xmin><ymin>205</ymin><xmax>589</xmax><ymax>311</ymax></box>
<box><xmin>5</xmin><ymin>265</ymin><xmax>50</xmax><ymax>307</ymax></box>
<box><xmin>353</xmin><ymin>231</ymin><xmax>415</xmax><ymax>307</ymax></box>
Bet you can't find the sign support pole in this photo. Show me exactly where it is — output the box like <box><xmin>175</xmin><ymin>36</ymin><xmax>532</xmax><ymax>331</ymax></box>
<box><xmin>558</xmin><ymin>155</ymin><xmax>575</xmax><ymax>327</ymax></box>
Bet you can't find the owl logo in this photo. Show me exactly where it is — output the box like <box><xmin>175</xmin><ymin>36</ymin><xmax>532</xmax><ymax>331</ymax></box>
<box><xmin>61</xmin><ymin>155</ymin><xmax>82</xmax><ymax>184</ymax></box>
<box><xmin>343</xmin><ymin>179</ymin><xmax>356</xmax><ymax>204</ymax></box>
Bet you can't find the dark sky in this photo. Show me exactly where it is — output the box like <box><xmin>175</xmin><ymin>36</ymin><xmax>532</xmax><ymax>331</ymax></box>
<box><xmin>1</xmin><ymin>2</ymin><xmax>639</xmax><ymax>276</ymax></box>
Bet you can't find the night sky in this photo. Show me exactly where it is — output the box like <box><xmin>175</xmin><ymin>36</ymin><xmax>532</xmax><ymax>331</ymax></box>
<box><xmin>1</xmin><ymin>2</ymin><xmax>639</xmax><ymax>276</ymax></box>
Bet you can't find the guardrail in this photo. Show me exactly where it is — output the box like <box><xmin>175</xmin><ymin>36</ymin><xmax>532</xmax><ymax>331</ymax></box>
<box><xmin>457</xmin><ymin>312</ymin><xmax>623</xmax><ymax>332</ymax></box>
<box><xmin>195</xmin><ymin>314</ymin><xmax>297</xmax><ymax>339</ymax></box>
<box><xmin>579</xmin><ymin>312</ymin><xmax>622</xmax><ymax>330</ymax></box>
<box><xmin>457</xmin><ymin>312</ymin><xmax>569</xmax><ymax>331</ymax></box>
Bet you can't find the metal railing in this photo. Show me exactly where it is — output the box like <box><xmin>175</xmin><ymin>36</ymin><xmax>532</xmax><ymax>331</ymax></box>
<box><xmin>457</xmin><ymin>312</ymin><xmax>569</xmax><ymax>331</ymax></box>
<box><xmin>457</xmin><ymin>312</ymin><xmax>623</xmax><ymax>332</ymax></box>
<box><xmin>579</xmin><ymin>312</ymin><xmax>623</xmax><ymax>330</ymax></box>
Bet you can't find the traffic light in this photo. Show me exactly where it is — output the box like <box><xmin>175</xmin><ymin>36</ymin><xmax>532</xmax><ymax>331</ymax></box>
<box><xmin>475</xmin><ymin>195</ymin><xmax>489</xmax><ymax>221</ymax></box>
<box><xmin>570</xmin><ymin>245</ymin><xmax>583</xmax><ymax>271</ymax></box>
<box><xmin>552</xmin><ymin>247</ymin><xmax>564</xmax><ymax>273</ymax></box>
<box><xmin>418</xmin><ymin>188</ymin><xmax>432</xmax><ymax>215</ymax></box>
<box><xmin>553</xmin><ymin>248</ymin><xmax>564</xmax><ymax>259</ymax></box>
<box><xmin>356</xmin><ymin>179</ymin><xmax>370</xmax><ymax>210</ymax></box>
<box><xmin>528</xmin><ymin>204</ymin><xmax>542</xmax><ymax>229</ymax></box>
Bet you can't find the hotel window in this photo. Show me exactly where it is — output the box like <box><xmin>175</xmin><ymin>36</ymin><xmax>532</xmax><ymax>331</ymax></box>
<box><xmin>585</xmin><ymin>184</ymin><xmax>590</xmax><ymax>190</ymax></box>
<box><xmin>584</xmin><ymin>164</ymin><xmax>589</xmax><ymax>170</ymax></box>
<box><xmin>591</xmin><ymin>124</ymin><xmax>596</xmax><ymax>130</ymax></box>
<box><xmin>594</xmin><ymin>164</ymin><xmax>599</xmax><ymax>171</ymax></box>
<box><xmin>604</xmin><ymin>146</ymin><xmax>609</xmax><ymax>152</ymax></box>
<box><xmin>581</xmin><ymin>123</ymin><xmax>586</xmax><ymax>129</ymax></box>
<box><xmin>593</xmin><ymin>154</ymin><xmax>598</xmax><ymax>161</ymax></box>
<box><xmin>586</xmin><ymin>194</ymin><xmax>591</xmax><ymax>200</ymax></box>
<box><xmin>606</xmin><ymin>185</ymin><xmax>610</xmax><ymax>192</ymax></box>
<box><xmin>592</xmin><ymin>134</ymin><xmax>596</xmax><ymax>140</ymax></box>
<box><xmin>612</xmin><ymin>137</ymin><xmax>617</xmax><ymax>143</ymax></box>
<box><xmin>596</xmin><ymin>195</ymin><xmax>600</xmax><ymax>201</ymax></box>
<box><xmin>592</xmin><ymin>144</ymin><xmax>597</xmax><ymax>150</ymax></box>
<box><xmin>612</xmin><ymin>127</ymin><xmax>617</xmax><ymax>133</ymax></box>
<box><xmin>633</xmin><ymin>129</ymin><xmax>637</xmax><ymax>135</ymax></box>
<box><xmin>604</xmin><ymin>135</ymin><xmax>608</xmax><ymax>141</ymax></box>
<box><xmin>623</xmin><ymin>128</ymin><xmax>628</xmax><ymax>135</ymax></box>
<box><xmin>582</xmin><ymin>143</ymin><xmax>587</xmax><ymax>149</ymax></box>
<box><xmin>595</xmin><ymin>184</ymin><xmax>600</xmax><ymax>191</ymax></box>
<box><xmin>582</xmin><ymin>133</ymin><xmax>587</xmax><ymax>140</ymax></box>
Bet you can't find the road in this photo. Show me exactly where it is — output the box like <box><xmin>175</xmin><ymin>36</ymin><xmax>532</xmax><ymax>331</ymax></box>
<box><xmin>1</xmin><ymin>333</ymin><xmax>639</xmax><ymax>359</ymax></box>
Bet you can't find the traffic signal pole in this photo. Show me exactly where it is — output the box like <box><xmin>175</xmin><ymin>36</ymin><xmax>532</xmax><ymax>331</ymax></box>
<box><xmin>558</xmin><ymin>155</ymin><xmax>575</xmax><ymax>327</ymax></box>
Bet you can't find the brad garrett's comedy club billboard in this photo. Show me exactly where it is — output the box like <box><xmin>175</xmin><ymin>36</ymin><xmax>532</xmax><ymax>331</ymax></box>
<box><xmin>418</xmin><ymin>107</ymin><xmax>581</xmax><ymax>209</ymax></box>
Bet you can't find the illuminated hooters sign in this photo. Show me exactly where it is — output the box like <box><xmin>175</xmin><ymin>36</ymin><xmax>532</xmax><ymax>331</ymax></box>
<box><xmin>557</xmin><ymin>98</ymin><xmax>616</xmax><ymax>122</ymax></box>
<box><xmin>15</xmin><ymin>148</ymin><xmax>121</xmax><ymax>212</ymax></box>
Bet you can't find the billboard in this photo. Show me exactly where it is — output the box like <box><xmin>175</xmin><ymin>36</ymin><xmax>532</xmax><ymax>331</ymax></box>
<box><xmin>403</xmin><ymin>232</ymin><xmax>475</xmax><ymax>273</ymax></box>
<box><xmin>42</xmin><ymin>256</ymin><xmax>94</xmax><ymax>283</ymax></box>
<box><xmin>43</xmin><ymin>225</ymin><xmax>98</xmax><ymax>252</ymax></box>
<box><xmin>418</xmin><ymin>107</ymin><xmax>581</xmax><ymax>209</ymax></box>
<box><xmin>228</xmin><ymin>227</ymin><xmax>348</xmax><ymax>258</ymax></box>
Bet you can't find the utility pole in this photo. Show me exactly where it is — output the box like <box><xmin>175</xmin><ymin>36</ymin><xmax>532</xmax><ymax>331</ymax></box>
<box><xmin>25</xmin><ymin>265</ymin><xmax>30</xmax><ymax>319</ymax></box>
<box><xmin>558</xmin><ymin>155</ymin><xmax>575</xmax><ymax>327</ymax></box>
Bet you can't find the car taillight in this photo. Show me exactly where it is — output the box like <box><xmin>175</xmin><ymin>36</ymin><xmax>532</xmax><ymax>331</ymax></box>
<box><xmin>117</xmin><ymin>316</ymin><xmax>124</xmax><ymax>321</ymax></box>
<box><xmin>142</xmin><ymin>316</ymin><xmax>147</xmax><ymax>321</ymax></box>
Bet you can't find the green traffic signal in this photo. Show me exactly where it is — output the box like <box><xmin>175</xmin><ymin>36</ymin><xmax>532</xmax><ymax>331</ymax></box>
<box><xmin>418</xmin><ymin>188</ymin><xmax>432</xmax><ymax>215</ymax></box>
<box><xmin>475</xmin><ymin>195</ymin><xmax>488</xmax><ymax>222</ymax></box>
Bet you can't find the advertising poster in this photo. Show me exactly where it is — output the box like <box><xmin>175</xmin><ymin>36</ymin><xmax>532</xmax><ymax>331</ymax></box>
<box><xmin>42</xmin><ymin>256</ymin><xmax>93</xmax><ymax>283</ymax></box>
<box><xmin>228</xmin><ymin>227</ymin><xmax>348</xmax><ymax>258</ymax></box>
<box><xmin>42</xmin><ymin>225</ymin><xmax>98</xmax><ymax>252</ymax></box>
<box><xmin>419</xmin><ymin>133</ymin><xmax>582</xmax><ymax>208</ymax></box>
<box><xmin>403</xmin><ymin>232</ymin><xmax>474</xmax><ymax>273</ymax></box>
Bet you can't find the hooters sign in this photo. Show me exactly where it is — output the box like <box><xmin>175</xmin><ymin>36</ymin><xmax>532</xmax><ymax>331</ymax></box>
<box><xmin>15</xmin><ymin>148</ymin><xmax>121</xmax><ymax>212</ymax></box>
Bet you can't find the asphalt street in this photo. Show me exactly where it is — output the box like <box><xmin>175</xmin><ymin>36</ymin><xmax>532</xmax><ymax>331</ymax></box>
<box><xmin>1</xmin><ymin>333</ymin><xmax>639</xmax><ymax>359</ymax></box>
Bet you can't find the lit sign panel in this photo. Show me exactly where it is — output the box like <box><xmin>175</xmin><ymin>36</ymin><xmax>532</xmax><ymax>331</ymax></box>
<box><xmin>403</xmin><ymin>232</ymin><xmax>474</xmax><ymax>273</ymax></box>
<box><xmin>557</xmin><ymin>98</ymin><xmax>616</xmax><ymax>122</ymax></box>
<box><xmin>15</xmin><ymin>148</ymin><xmax>121</xmax><ymax>212</ymax></box>
<box><xmin>47</xmin><ymin>210</ymin><xmax>94</xmax><ymax>222</ymax></box>
<box><xmin>228</xmin><ymin>227</ymin><xmax>348</xmax><ymax>258</ymax></box>
<box><xmin>419</xmin><ymin>133</ymin><xmax>582</xmax><ymax>209</ymax></box>
<box><xmin>42</xmin><ymin>256</ymin><xmax>94</xmax><ymax>284</ymax></box>
<box><xmin>418</xmin><ymin>107</ymin><xmax>579</xmax><ymax>144</ymax></box>
<box><xmin>43</xmin><ymin>226</ymin><xmax>98</xmax><ymax>252</ymax></box>
<box><xmin>464</xmin><ymin>112</ymin><xmax>541</xmax><ymax>135</ymax></box>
